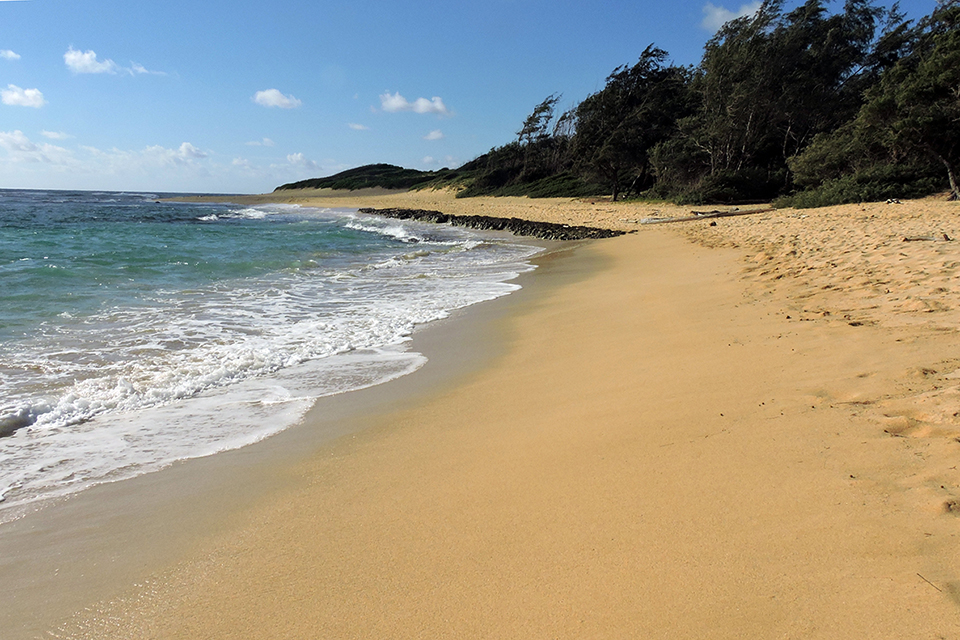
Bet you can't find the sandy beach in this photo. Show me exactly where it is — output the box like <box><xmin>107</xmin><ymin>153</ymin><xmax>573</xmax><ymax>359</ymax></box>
<box><xmin>34</xmin><ymin>190</ymin><xmax>960</xmax><ymax>637</ymax></box>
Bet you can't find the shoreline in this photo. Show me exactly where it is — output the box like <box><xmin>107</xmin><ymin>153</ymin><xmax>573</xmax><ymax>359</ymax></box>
<box><xmin>170</xmin><ymin>187</ymin><xmax>689</xmax><ymax>233</ymax></box>
<box><xmin>55</xmin><ymin>220</ymin><xmax>960</xmax><ymax>637</ymax></box>
<box><xmin>9</xmin><ymin>189</ymin><xmax>960</xmax><ymax>637</ymax></box>
<box><xmin>0</xmin><ymin>227</ymin><xmax>582</xmax><ymax>640</ymax></box>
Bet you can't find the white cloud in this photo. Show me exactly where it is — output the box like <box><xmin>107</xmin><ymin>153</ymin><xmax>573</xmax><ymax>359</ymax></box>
<box><xmin>1</xmin><ymin>50</ymin><xmax>20</xmax><ymax>60</ymax></box>
<box><xmin>701</xmin><ymin>1</ymin><xmax>762</xmax><ymax>31</ymax></box>
<box><xmin>80</xmin><ymin>142</ymin><xmax>208</xmax><ymax>170</ymax></box>
<box><xmin>64</xmin><ymin>47</ymin><xmax>162</xmax><ymax>76</ymax></box>
<box><xmin>0</xmin><ymin>129</ymin><xmax>37</xmax><ymax>152</ymax></box>
<box><xmin>0</xmin><ymin>130</ymin><xmax>75</xmax><ymax>165</ymax></box>
<box><xmin>41</xmin><ymin>130</ymin><xmax>72</xmax><ymax>140</ymax></box>
<box><xmin>0</xmin><ymin>128</ymin><xmax>335</xmax><ymax>192</ymax></box>
<box><xmin>1</xmin><ymin>84</ymin><xmax>46</xmax><ymax>108</ymax></box>
<box><xmin>140</xmin><ymin>145</ymin><xmax>192</xmax><ymax>166</ymax></box>
<box><xmin>245</xmin><ymin>137</ymin><xmax>276</xmax><ymax>147</ymax></box>
<box><xmin>348</xmin><ymin>123</ymin><xmax>369</xmax><ymax>131</ymax></box>
<box><xmin>424</xmin><ymin>129</ymin><xmax>444</xmax><ymax>141</ymax></box>
<box><xmin>129</xmin><ymin>62</ymin><xmax>165</xmax><ymax>76</ymax></box>
<box><xmin>178</xmin><ymin>142</ymin><xmax>207</xmax><ymax>159</ymax></box>
<box><xmin>0</xmin><ymin>134</ymin><xmax>289</xmax><ymax>191</ymax></box>
<box><xmin>254</xmin><ymin>89</ymin><xmax>302</xmax><ymax>109</ymax></box>
<box><xmin>422</xmin><ymin>156</ymin><xmax>437</xmax><ymax>165</ymax></box>
<box><xmin>287</xmin><ymin>152</ymin><xmax>318</xmax><ymax>170</ymax></box>
<box><xmin>64</xmin><ymin>47</ymin><xmax>119</xmax><ymax>74</ymax></box>
<box><xmin>379</xmin><ymin>92</ymin><xmax>450</xmax><ymax>116</ymax></box>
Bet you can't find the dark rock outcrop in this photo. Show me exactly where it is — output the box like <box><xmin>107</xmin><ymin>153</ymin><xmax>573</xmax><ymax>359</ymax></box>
<box><xmin>357</xmin><ymin>208</ymin><xmax>625</xmax><ymax>241</ymax></box>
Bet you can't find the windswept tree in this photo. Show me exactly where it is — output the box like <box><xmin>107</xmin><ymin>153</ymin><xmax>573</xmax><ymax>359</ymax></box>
<box><xmin>789</xmin><ymin>0</ymin><xmax>960</xmax><ymax>202</ymax></box>
<box><xmin>449</xmin><ymin>0</ymin><xmax>951</xmax><ymax>204</ymax></box>
<box><xmin>455</xmin><ymin>94</ymin><xmax>589</xmax><ymax>197</ymax></box>
<box><xmin>514</xmin><ymin>94</ymin><xmax>571</xmax><ymax>182</ymax></box>
<box><xmin>860</xmin><ymin>0</ymin><xmax>960</xmax><ymax>199</ymax></box>
<box><xmin>517</xmin><ymin>94</ymin><xmax>562</xmax><ymax>145</ymax></box>
<box><xmin>658</xmin><ymin>0</ymin><xmax>905</xmax><ymax>201</ymax></box>
<box><xmin>571</xmin><ymin>46</ymin><xmax>693</xmax><ymax>200</ymax></box>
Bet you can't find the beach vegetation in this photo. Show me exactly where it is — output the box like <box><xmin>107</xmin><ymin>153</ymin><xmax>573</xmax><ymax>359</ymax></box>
<box><xmin>787</xmin><ymin>0</ymin><xmax>960</xmax><ymax>203</ymax></box>
<box><xmin>571</xmin><ymin>46</ymin><xmax>695</xmax><ymax>201</ymax></box>
<box><xmin>653</xmin><ymin>0</ymin><xmax>909</xmax><ymax>203</ymax></box>
<box><xmin>277</xmin><ymin>0</ymin><xmax>959</xmax><ymax>206</ymax></box>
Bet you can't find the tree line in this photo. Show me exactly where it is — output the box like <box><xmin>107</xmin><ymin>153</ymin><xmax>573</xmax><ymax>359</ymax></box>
<box><xmin>459</xmin><ymin>0</ymin><xmax>960</xmax><ymax>205</ymax></box>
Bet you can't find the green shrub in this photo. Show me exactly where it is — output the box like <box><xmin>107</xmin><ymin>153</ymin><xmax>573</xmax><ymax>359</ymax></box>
<box><xmin>456</xmin><ymin>173</ymin><xmax>601</xmax><ymax>199</ymax></box>
<box><xmin>777</xmin><ymin>165</ymin><xmax>945</xmax><ymax>208</ymax></box>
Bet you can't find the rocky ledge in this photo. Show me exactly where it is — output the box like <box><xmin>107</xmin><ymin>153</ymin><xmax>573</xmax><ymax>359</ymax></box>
<box><xmin>357</xmin><ymin>208</ymin><xmax>626</xmax><ymax>241</ymax></box>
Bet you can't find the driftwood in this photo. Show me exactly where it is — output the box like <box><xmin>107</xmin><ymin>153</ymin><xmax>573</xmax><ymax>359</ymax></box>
<box><xmin>640</xmin><ymin>207</ymin><xmax>773</xmax><ymax>225</ymax></box>
<box><xmin>902</xmin><ymin>234</ymin><xmax>953</xmax><ymax>242</ymax></box>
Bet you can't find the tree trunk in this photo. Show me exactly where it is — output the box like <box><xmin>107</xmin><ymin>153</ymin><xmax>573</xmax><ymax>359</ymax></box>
<box><xmin>945</xmin><ymin>161</ymin><xmax>959</xmax><ymax>202</ymax></box>
<box><xmin>928</xmin><ymin>149</ymin><xmax>959</xmax><ymax>201</ymax></box>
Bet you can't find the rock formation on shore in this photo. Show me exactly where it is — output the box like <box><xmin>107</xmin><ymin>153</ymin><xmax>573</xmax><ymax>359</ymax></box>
<box><xmin>357</xmin><ymin>207</ymin><xmax>626</xmax><ymax>241</ymax></box>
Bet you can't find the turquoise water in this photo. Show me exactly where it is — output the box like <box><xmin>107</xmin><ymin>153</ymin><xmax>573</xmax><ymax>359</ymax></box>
<box><xmin>0</xmin><ymin>189</ymin><xmax>540</xmax><ymax>518</ymax></box>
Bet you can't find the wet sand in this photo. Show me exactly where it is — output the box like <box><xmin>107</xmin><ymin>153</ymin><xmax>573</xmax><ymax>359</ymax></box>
<box><xmin>1</xmin><ymin>236</ymin><xmax>572</xmax><ymax>640</ymax></box>
<box><xmin>45</xmin><ymin>190</ymin><xmax>960</xmax><ymax>638</ymax></box>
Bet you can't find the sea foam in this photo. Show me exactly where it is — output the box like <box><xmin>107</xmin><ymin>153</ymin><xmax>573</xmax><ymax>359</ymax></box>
<box><xmin>0</xmin><ymin>192</ymin><xmax>540</xmax><ymax>520</ymax></box>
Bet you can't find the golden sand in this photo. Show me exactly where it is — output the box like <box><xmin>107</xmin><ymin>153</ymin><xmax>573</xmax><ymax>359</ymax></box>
<box><xmin>56</xmin><ymin>190</ymin><xmax>960</xmax><ymax>638</ymax></box>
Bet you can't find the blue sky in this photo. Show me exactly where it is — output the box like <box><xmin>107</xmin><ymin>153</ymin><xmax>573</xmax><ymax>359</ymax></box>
<box><xmin>0</xmin><ymin>0</ymin><xmax>940</xmax><ymax>193</ymax></box>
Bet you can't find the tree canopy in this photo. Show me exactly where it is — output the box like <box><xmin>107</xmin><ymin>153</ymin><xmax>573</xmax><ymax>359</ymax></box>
<box><xmin>572</xmin><ymin>47</ymin><xmax>693</xmax><ymax>201</ymax></box>
<box><xmin>790</xmin><ymin>0</ymin><xmax>960</xmax><ymax>201</ymax></box>
<box><xmin>281</xmin><ymin>0</ymin><xmax>959</xmax><ymax>206</ymax></box>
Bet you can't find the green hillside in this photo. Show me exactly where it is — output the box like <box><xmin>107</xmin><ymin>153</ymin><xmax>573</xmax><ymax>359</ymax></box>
<box><xmin>275</xmin><ymin>164</ymin><xmax>458</xmax><ymax>192</ymax></box>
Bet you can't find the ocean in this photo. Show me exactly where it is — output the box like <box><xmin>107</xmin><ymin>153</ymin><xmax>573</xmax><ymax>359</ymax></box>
<box><xmin>0</xmin><ymin>189</ymin><xmax>541</xmax><ymax>522</ymax></box>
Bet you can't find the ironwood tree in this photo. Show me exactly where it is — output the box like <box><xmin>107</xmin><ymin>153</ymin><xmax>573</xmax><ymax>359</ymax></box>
<box><xmin>571</xmin><ymin>46</ymin><xmax>693</xmax><ymax>201</ymax></box>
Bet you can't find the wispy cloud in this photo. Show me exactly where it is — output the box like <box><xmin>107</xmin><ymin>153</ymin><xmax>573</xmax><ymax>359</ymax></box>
<box><xmin>64</xmin><ymin>47</ymin><xmax>163</xmax><ymax>76</ymax></box>
<box><xmin>41</xmin><ymin>130</ymin><xmax>72</xmax><ymax>140</ymax></box>
<box><xmin>701</xmin><ymin>1</ymin><xmax>762</xmax><ymax>31</ymax></box>
<box><xmin>1</xmin><ymin>50</ymin><xmax>20</xmax><ymax>60</ymax></box>
<box><xmin>245</xmin><ymin>137</ymin><xmax>276</xmax><ymax>147</ymax></box>
<box><xmin>0</xmin><ymin>131</ymin><xmax>211</xmax><ymax>172</ymax></box>
<box><xmin>1</xmin><ymin>84</ymin><xmax>45</xmax><ymax>108</ymax></box>
<box><xmin>380</xmin><ymin>92</ymin><xmax>450</xmax><ymax>116</ymax></box>
<box><xmin>423</xmin><ymin>129</ymin><xmax>444</xmax><ymax>141</ymax></box>
<box><xmin>116</xmin><ymin>143</ymin><xmax>208</xmax><ymax>167</ymax></box>
<box><xmin>0</xmin><ymin>131</ymin><xmax>287</xmax><ymax>191</ymax></box>
<box><xmin>348</xmin><ymin>123</ymin><xmax>370</xmax><ymax>131</ymax></box>
<box><xmin>0</xmin><ymin>130</ymin><xmax>75</xmax><ymax>164</ymax></box>
<box><xmin>253</xmin><ymin>89</ymin><xmax>302</xmax><ymax>109</ymax></box>
<box><xmin>129</xmin><ymin>62</ymin><xmax>166</xmax><ymax>76</ymax></box>
<box><xmin>421</xmin><ymin>155</ymin><xmax>458</xmax><ymax>168</ymax></box>
<box><xmin>80</xmin><ymin>142</ymin><xmax>211</xmax><ymax>173</ymax></box>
